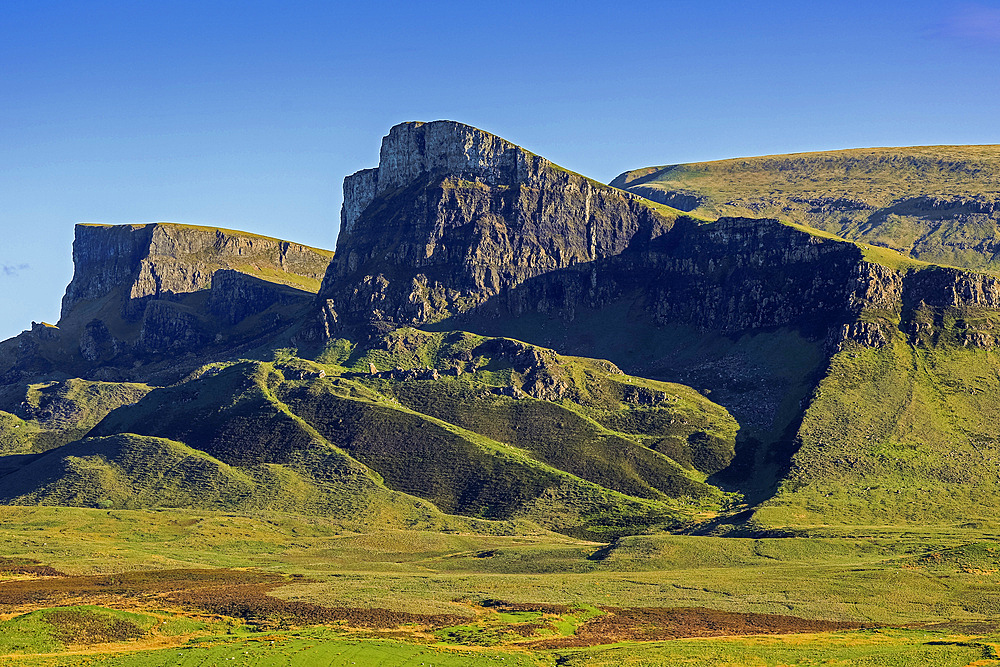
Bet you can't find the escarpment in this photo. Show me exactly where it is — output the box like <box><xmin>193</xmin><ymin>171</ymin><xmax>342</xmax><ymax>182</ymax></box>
<box><xmin>1</xmin><ymin>223</ymin><xmax>334</xmax><ymax>385</ymax></box>
<box><xmin>309</xmin><ymin>122</ymin><xmax>1000</xmax><ymax>507</ymax></box>
<box><xmin>63</xmin><ymin>223</ymin><xmax>332</xmax><ymax>316</ymax></box>
<box><xmin>612</xmin><ymin>146</ymin><xmax>1000</xmax><ymax>272</ymax></box>
<box><xmin>318</xmin><ymin>122</ymin><xmax>1000</xmax><ymax>358</ymax></box>
<box><xmin>318</xmin><ymin>120</ymin><xmax>674</xmax><ymax>330</ymax></box>
<box><xmin>8</xmin><ymin>121</ymin><xmax>1000</xmax><ymax>532</ymax></box>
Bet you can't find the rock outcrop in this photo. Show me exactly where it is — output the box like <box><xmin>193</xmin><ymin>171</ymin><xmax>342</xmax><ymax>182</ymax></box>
<box><xmin>320</xmin><ymin>122</ymin><xmax>1000</xmax><ymax>356</ymax></box>
<box><xmin>1</xmin><ymin>223</ymin><xmax>335</xmax><ymax>385</ymax></box>
<box><xmin>319</xmin><ymin>120</ymin><xmax>674</xmax><ymax>328</ymax></box>
<box><xmin>63</xmin><ymin>223</ymin><xmax>333</xmax><ymax>318</ymax></box>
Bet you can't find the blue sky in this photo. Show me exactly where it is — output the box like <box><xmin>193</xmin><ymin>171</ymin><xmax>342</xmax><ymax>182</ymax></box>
<box><xmin>2</xmin><ymin>0</ymin><xmax>999</xmax><ymax>340</ymax></box>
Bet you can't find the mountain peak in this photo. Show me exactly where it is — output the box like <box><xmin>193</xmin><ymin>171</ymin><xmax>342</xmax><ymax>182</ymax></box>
<box><xmin>341</xmin><ymin>120</ymin><xmax>534</xmax><ymax>234</ymax></box>
<box><xmin>323</xmin><ymin>122</ymin><xmax>678</xmax><ymax>332</ymax></box>
<box><xmin>378</xmin><ymin>120</ymin><xmax>521</xmax><ymax>190</ymax></box>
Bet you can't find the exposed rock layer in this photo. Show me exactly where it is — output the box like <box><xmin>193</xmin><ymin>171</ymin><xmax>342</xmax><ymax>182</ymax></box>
<box><xmin>321</xmin><ymin>121</ymin><xmax>678</xmax><ymax>328</ymax></box>
<box><xmin>2</xmin><ymin>223</ymin><xmax>334</xmax><ymax>385</ymax></box>
<box><xmin>63</xmin><ymin>223</ymin><xmax>332</xmax><ymax>317</ymax></box>
<box><xmin>320</xmin><ymin>121</ymin><xmax>1000</xmax><ymax>353</ymax></box>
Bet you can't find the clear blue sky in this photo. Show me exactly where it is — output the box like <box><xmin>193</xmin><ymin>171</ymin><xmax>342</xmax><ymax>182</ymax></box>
<box><xmin>2</xmin><ymin>0</ymin><xmax>999</xmax><ymax>340</ymax></box>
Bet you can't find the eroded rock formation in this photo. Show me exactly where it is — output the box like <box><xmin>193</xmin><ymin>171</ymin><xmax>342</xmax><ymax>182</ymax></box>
<box><xmin>319</xmin><ymin>120</ymin><xmax>671</xmax><ymax>328</ymax></box>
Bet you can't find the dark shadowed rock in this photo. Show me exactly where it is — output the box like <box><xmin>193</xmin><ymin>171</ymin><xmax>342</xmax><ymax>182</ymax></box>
<box><xmin>319</xmin><ymin>120</ymin><xmax>674</xmax><ymax>329</ymax></box>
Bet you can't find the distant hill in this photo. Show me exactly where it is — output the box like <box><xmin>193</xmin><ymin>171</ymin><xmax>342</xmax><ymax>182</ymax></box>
<box><xmin>611</xmin><ymin>145</ymin><xmax>1000</xmax><ymax>272</ymax></box>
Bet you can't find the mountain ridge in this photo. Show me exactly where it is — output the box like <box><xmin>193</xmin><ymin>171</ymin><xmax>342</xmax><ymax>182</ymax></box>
<box><xmin>3</xmin><ymin>121</ymin><xmax>1000</xmax><ymax>536</ymax></box>
<box><xmin>611</xmin><ymin>144</ymin><xmax>1000</xmax><ymax>273</ymax></box>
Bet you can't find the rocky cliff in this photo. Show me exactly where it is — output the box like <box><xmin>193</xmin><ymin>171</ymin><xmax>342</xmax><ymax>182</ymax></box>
<box><xmin>63</xmin><ymin>223</ymin><xmax>332</xmax><ymax>317</ymax></box>
<box><xmin>317</xmin><ymin>120</ymin><xmax>674</xmax><ymax>333</ymax></box>
<box><xmin>0</xmin><ymin>223</ymin><xmax>334</xmax><ymax>385</ymax></box>
<box><xmin>318</xmin><ymin>122</ymin><xmax>1000</xmax><ymax>357</ymax></box>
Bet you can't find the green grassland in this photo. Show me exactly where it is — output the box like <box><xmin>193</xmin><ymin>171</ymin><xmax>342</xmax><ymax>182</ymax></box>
<box><xmin>7</xmin><ymin>627</ymin><xmax>996</xmax><ymax>666</ymax></box>
<box><xmin>611</xmin><ymin>145</ymin><xmax>1000</xmax><ymax>272</ymax></box>
<box><xmin>0</xmin><ymin>332</ymin><xmax>741</xmax><ymax>539</ymax></box>
<box><xmin>7</xmin><ymin>506</ymin><xmax>1000</xmax><ymax>664</ymax></box>
<box><xmin>9</xmin><ymin>629</ymin><xmax>548</xmax><ymax>667</ymax></box>
<box><xmin>757</xmin><ymin>328</ymin><xmax>1000</xmax><ymax>529</ymax></box>
<box><xmin>4</xmin><ymin>505</ymin><xmax>1000</xmax><ymax>626</ymax></box>
<box><xmin>551</xmin><ymin>631</ymin><xmax>996</xmax><ymax>667</ymax></box>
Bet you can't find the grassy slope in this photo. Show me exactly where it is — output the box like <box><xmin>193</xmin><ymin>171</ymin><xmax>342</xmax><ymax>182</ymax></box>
<box><xmin>8</xmin><ymin>335</ymin><xmax>738</xmax><ymax>537</ymax></box>
<box><xmin>429</xmin><ymin>304</ymin><xmax>828</xmax><ymax>504</ymax></box>
<box><xmin>0</xmin><ymin>435</ymin><xmax>536</xmax><ymax>536</ymax></box>
<box><xmin>0</xmin><ymin>379</ymin><xmax>152</xmax><ymax>455</ymax></box>
<box><xmin>345</xmin><ymin>329</ymin><xmax>738</xmax><ymax>475</ymax></box>
<box><xmin>0</xmin><ymin>605</ymin><xmax>166</xmax><ymax>656</ymax></box>
<box><xmin>274</xmin><ymin>378</ymin><xmax>689</xmax><ymax>536</ymax></box>
<box><xmin>756</xmin><ymin>331</ymin><xmax>1000</xmax><ymax>529</ymax></box>
<box><xmin>70</xmin><ymin>365</ymin><xmax>534</xmax><ymax>532</ymax></box>
<box><xmin>612</xmin><ymin>144</ymin><xmax>1000</xmax><ymax>271</ymax></box>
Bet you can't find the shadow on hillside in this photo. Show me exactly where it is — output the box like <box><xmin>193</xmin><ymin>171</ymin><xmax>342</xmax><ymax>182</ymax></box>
<box><xmin>419</xmin><ymin>252</ymin><xmax>841</xmax><ymax>507</ymax></box>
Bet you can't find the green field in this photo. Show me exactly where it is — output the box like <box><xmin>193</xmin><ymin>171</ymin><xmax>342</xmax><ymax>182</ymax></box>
<box><xmin>4</xmin><ymin>505</ymin><xmax>1000</xmax><ymax>665</ymax></box>
<box><xmin>7</xmin><ymin>628</ymin><xmax>996</xmax><ymax>667</ymax></box>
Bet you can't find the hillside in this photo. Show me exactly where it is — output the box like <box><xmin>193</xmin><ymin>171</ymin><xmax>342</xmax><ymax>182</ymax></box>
<box><xmin>8</xmin><ymin>122</ymin><xmax>1000</xmax><ymax>663</ymax></box>
<box><xmin>5</xmin><ymin>122</ymin><xmax>1000</xmax><ymax>539</ymax></box>
<box><xmin>610</xmin><ymin>145</ymin><xmax>1000</xmax><ymax>271</ymax></box>
<box><xmin>317</xmin><ymin>122</ymin><xmax>1000</xmax><ymax>529</ymax></box>
<box><xmin>0</xmin><ymin>195</ymin><xmax>741</xmax><ymax>537</ymax></box>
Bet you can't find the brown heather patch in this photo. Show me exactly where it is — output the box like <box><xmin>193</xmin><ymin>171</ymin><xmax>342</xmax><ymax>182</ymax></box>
<box><xmin>529</xmin><ymin>606</ymin><xmax>868</xmax><ymax>648</ymax></box>
<box><xmin>169</xmin><ymin>584</ymin><xmax>465</xmax><ymax>629</ymax></box>
<box><xmin>0</xmin><ymin>557</ymin><xmax>65</xmax><ymax>577</ymax></box>
<box><xmin>0</xmin><ymin>567</ymin><xmax>464</xmax><ymax>630</ymax></box>
<box><xmin>480</xmin><ymin>600</ymin><xmax>570</xmax><ymax>614</ymax></box>
<box><xmin>46</xmin><ymin>608</ymin><xmax>146</xmax><ymax>645</ymax></box>
<box><xmin>507</xmin><ymin>621</ymin><xmax>548</xmax><ymax>637</ymax></box>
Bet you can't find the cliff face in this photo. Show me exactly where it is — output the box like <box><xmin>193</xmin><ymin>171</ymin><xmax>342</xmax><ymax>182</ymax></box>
<box><xmin>63</xmin><ymin>223</ymin><xmax>332</xmax><ymax>318</ymax></box>
<box><xmin>319</xmin><ymin>121</ymin><xmax>673</xmax><ymax>331</ymax></box>
<box><xmin>1</xmin><ymin>223</ymin><xmax>335</xmax><ymax>385</ymax></box>
<box><xmin>318</xmin><ymin>122</ymin><xmax>1000</xmax><ymax>357</ymax></box>
<box><xmin>60</xmin><ymin>225</ymin><xmax>156</xmax><ymax>311</ymax></box>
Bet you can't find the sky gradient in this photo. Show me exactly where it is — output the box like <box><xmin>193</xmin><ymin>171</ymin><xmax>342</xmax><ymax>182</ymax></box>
<box><xmin>2</xmin><ymin>0</ymin><xmax>1000</xmax><ymax>339</ymax></box>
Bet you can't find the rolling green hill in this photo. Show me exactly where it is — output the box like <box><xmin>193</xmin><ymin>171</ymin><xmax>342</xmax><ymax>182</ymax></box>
<box><xmin>52</xmin><ymin>333</ymin><xmax>736</xmax><ymax>538</ymax></box>
<box><xmin>612</xmin><ymin>145</ymin><xmax>1000</xmax><ymax>271</ymax></box>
